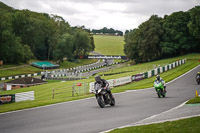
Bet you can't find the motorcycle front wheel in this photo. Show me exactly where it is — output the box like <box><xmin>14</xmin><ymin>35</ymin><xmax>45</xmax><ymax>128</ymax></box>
<box><xmin>97</xmin><ymin>96</ymin><xmax>105</xmax><ymax>108</ymax></box>
<box><xmin>157</xmin><ymin>90</ymin><xmax>161</xmax><ymax>98</ymax></box>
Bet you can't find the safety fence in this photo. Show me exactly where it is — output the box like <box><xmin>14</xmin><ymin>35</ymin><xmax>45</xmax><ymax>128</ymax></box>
<box><xmin>52</xmin><ymin>82</ymin><xmax>88</xmax><ymax>99</ymax></box>
<box><xmin>89</xmin><ymin>59</ymin><xmax>186</xmax><ymax>92</ymax></box>
<box><xmin>0</xmin><ymin>59</ymin><xmax>127</xmax><ymax>81</ymax></box>
<box><xmin>0</xmin><ymin>60</ymin><xmax>101</xmax><ymax>81</ymax></box>
<box><xmin>0</xmin><ymin>73</ymin><xmax>41</xmax><ymax>81</ymax></box>
<box><xmin>0</xmin><ymin>59</ymin><xmax>128</xmax><ymax>81</ymax></box>
<box><xmin>48</xmin><ymin>61</ymin><xmax>123</xmax><ymax>78</ymax></box>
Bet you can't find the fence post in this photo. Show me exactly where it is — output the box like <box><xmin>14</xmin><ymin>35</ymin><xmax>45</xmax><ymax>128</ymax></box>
<box><xmin>53</xmin><ymin>88</ymin><xmax>54</xmax><ymax>99</ymax></box>
<box><xmin>72</xmin><ymin>84</ymin><xmax>74</xmax><ymax>97</ymax></box>
<box><xmin>84</xmin><ymin>82</ymin><xmax>86</xmax><ymax>94</ymax></box>
<box><xmin>79</xmin><ymin>85</ymin><xmax>80</xmax><ymax>96</ymax></box>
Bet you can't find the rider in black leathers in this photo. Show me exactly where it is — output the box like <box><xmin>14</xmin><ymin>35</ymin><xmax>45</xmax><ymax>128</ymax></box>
<box><xmin>196</xmin><ymin>72</ymin><xmax>200</xmax><ymax>84</ymax></box>
<box><xmin>94</xmin><ymin>75</ymin><xmax>113</xmax><ymax>98</ymax></box>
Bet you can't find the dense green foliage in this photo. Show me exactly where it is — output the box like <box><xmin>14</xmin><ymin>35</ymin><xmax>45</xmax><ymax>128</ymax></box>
<box><xmin>92</xmin><ymin>27</ymin><xmax>123</xmax><ymax>36</ymax></box>
<box><xmin>0</xmin><ymin>2</ymin><xmax>94</xmax><ymax>64</ymax></box>
<box><xmin>124</xmin><ymin>6</ymin><xmax>200</xmax><ymax>63</ymax></box>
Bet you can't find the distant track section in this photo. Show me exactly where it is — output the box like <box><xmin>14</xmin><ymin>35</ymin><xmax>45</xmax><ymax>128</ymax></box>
<box><xmin>75</xmin><ymin>55</ymin><xmax>127</xmax><ymax>60</ymax></box>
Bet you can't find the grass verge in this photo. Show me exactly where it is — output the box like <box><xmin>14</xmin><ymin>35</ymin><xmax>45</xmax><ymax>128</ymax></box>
<box><xmin>186</xmin><ymin>97</ymin><xmax>200</xmax><ymax>104</ymax></box>
<box><xmin>109</xmin><ymin>116</ymin><xmax>200</xmax><ymax>133</ymax></box>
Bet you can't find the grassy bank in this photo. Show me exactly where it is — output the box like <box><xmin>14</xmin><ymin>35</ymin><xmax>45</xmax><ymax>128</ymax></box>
<box><xmin>186</xmin><ymin>97</ymin><xmax>200</xmax><ymax>104</ymax></box>
<box><xmin>97</xmin><ymin>54</ymin><xmax>199</xmax><ymax>83</ymax></box>
<box><xmin>109</xmin><ymin>116</ymin><xmax>200</xmax><ymax>133</ymax></box>
<box><xmin>94</xmin><ymin>35</ymin><xmax>125</xmax><ymax>55</ymax></box>
<box><xmin>0</xmin><ymin>54</ymin><xmax>199</xmax><ymax>113</ymax></box>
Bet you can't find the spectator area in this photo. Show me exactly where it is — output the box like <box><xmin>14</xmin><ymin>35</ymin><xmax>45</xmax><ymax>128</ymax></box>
<box><xmin>31</xmin><ymin>62</ymin><xmax>59</xmax><ymax>69</ymax></box>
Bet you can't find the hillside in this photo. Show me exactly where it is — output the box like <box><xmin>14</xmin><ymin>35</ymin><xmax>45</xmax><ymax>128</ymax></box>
<box><xmin>94</xmin><ymin>35</ymin><xmax>125</xmax><ymax>55</ymax></box>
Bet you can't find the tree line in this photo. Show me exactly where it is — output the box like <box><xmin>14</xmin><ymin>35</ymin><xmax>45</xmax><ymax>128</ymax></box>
<box><xmin>0</xmin><ymin>2</ymin><xmax>94</xmax><ymax>64</ymax></box>
<box><xmin>124</xmin><ymin>6</ymin><xmax>200</xmax><ymax>63</ymax></box>
<box><xmin>92</xmin><ymin>27</ymin><xmax>123</xmax><ymax>36</ymax></box>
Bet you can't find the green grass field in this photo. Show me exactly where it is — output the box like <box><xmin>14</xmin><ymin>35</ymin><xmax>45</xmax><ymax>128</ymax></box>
<box><xmin>109</xmin><ymin>116</ymin><xmax>200</xmax><ymax>133</ymax></box>
<box><xmin>94</xmin><ymin>35</ymin><xmax>125</xmax><ymax>55</ymax></box>
<box><xmin>0</xmin><ymin>54</ymin><xmax>199</xmax><ymax>113</ymax></box>
<box><xmin>186</xmin><ymin>97</ymin><xmax>200</xmax><ymax>104</ymax></box>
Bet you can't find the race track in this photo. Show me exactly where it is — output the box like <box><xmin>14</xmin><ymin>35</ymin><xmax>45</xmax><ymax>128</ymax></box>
<box><xmin>0</xmin><ymin>65</ymin><xmax>200</xmax><ymax>133</ymax></box>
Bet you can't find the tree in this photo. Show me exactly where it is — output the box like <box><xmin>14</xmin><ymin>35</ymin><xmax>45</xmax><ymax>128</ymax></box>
<box><xmin>124</xmin><ymin>29</ymin><xmax>140</xmax><ymax>62</ymax></box>
<box><xmin>188</xmin><ymin>6</ymin><xmax>200</xmax><ymax>52</ymax></box>
<box><xmin>124</xmin><ymin>15</ymin><xmax>163</xmax><ymax>63</ymax></box>
<box><xmin>125</xmin><ymin>30</ymin><xmax>130</xmax><ymax>35</ymax></box>
<box><xmin>160</xmin><ymin>11</ymin><xmax>192</xmax><ymax>56</ymax></box>
<box><xmin>74</xmin><ymin>30</ymin><xmax>92</xmax><ymax>56</ymax></box>
<box><xmin>139</xmin><ymin>15</ymin><xmax>163</xmax><ymax>62</ymax></box>
<box><xmin>89</xmin><ymin>36</ymin><xmax>95</xmax><ymax>51</ymax></box>
<box><xmin>53</xmin><ymin>33</ymin><xmax>74</xmax><ymax>63</ymax></box>
<box><xmin>0</xmin><ymin>11</ymin><xmax>34</xmax><ymax>64</ymax></box>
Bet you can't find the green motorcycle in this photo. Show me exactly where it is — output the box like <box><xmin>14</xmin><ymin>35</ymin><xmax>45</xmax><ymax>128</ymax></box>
<box><xmin>154</xmin><ymin>80</ymin><xmax>166</xmax><ymax>98</ymax></box>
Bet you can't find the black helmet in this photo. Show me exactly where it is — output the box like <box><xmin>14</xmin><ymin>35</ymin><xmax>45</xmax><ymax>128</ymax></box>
<box><xmin>156</xmin><ymin>75</ymin><xmax>160</xmax><ymax>80</ymax></box>
<box><xmin>95</xmin><ymin>75</ymin><xmax>101</xmax><ymax>82</ymax></box>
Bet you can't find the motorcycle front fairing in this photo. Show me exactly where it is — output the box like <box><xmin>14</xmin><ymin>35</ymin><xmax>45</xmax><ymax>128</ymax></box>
<box><xmin>154</xmin><ymin>81</ymin><xmax>164</xmax><ymax>90</ymax></box>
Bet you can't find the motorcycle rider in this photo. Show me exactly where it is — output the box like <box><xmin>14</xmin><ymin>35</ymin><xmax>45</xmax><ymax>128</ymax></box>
<box><xmin>94</xmin><ymin>75</ymin><xmax>114</xmax><ymax>98</ymax></box>
<box><xmin>155</xmin><ymin>75</ymin><xmax>166</xmax><ymax>92</ymax></box>
<box><xmin>196</xmin><ymin>72</ymin><xmax>200</xmax><ymax>83</ymax></box>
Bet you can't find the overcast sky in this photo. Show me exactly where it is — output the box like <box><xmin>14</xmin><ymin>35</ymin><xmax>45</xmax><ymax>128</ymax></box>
<box><xmin>1</xmin><ymin>0</ymin><xmax>199</xmax><ymax>32</ymax></box>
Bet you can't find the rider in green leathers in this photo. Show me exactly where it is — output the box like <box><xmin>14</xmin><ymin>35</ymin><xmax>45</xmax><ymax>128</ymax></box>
<box><xmin>155</xmin><ymin>75</ymin><xmax>166</xmax><ymax>92</ymax></box>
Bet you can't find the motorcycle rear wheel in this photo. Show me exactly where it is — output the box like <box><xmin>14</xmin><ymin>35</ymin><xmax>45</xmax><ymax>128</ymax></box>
<box><xmin>109</xmin><ymin>95</ymin><xmax>115</xmax><ymax>106</ymax></box>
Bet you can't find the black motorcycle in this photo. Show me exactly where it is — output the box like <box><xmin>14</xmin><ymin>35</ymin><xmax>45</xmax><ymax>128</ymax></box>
<box><xmin>94</xmin><ymin>84</ymin><xmax>115</xmax><ymax>108</ymax></box>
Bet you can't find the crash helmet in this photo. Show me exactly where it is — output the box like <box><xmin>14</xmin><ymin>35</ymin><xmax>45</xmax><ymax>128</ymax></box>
<box><xmin>156</xmin><ymin>75</ymin><xmax>160</xmax><ymax>81</ymax></box>
<box><xmin>95</xmin><ymin>75</ymin><xmax>101</xmax><ymax>82</ymax></box>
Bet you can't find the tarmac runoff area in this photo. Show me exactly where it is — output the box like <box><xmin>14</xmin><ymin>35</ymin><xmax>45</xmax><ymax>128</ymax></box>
<box><xmin>103</xmin><ymin>101</ymin><xmax>200</xmax><ymax>133</ymax></box>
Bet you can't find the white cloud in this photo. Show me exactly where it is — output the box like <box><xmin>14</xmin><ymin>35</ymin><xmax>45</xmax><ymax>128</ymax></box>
<box><xmin>0</xmin><ymin>0</ymin><xmax>199</xmax><ymax>32</ymax></box>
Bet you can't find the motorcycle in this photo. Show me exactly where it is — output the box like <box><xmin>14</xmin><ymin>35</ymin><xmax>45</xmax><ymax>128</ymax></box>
<box><xmin>196</xmin><ymin>75</ymin><xmax>200</xmax><ymax>85</ymax></box>
<box><xmin>154</xmin><ymin>80</ymin><xmax>166</xmax><ymax>98</ymax></box>
<box><xmin>94</xmin><ymin>84</ymin><xmax>115</xmax><ymax>108</ymax></box>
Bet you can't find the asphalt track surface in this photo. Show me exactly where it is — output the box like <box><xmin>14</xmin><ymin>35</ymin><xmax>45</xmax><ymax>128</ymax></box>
<box><xmin>0</xmin><ymin>65</ymin><xmax>200</xmax><ymax>133</ymax></box>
